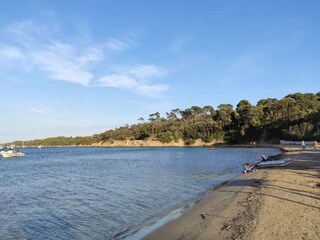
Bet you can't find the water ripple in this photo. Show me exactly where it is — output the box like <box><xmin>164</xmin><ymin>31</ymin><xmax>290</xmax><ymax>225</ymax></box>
<box><xmin>0</xmin><ymin>147</ymin><xmax>281</xmax><ymax>239</ymax></box>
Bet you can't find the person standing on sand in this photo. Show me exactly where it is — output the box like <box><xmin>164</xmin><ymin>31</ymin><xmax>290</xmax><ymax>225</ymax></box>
<box><xmin>314</xmin><ymin>140</ymin><xmax>318</xmax><ymax>149</ymax></box>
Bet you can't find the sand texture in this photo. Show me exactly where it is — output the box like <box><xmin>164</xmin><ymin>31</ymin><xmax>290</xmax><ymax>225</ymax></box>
<box><xmin>91</xmin><ymin>139</ymin><xmax>220</xmax><ymax>147</ymax></box>
<box><xmin>143</xmin><ymin>150</ymin><xmax>320</xmax><ymax>240</ymax></box>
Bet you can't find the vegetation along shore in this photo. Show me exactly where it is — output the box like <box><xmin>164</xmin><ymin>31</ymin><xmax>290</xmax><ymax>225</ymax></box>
<box><xmin>8</xmin><ymin>92</ymin><xmax>320</xmax><ymax>147</ymax></box>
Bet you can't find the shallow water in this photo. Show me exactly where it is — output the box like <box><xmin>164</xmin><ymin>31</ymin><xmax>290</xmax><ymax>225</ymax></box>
<box><xmin>0</xmin><ymin>147</ymin><xmax>281</xmax><ymax>239</ymax></box>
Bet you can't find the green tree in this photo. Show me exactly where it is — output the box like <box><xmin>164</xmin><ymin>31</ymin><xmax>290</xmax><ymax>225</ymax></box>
<box><xmin>215</xmin><ymin>104</ymin><xmax>234</xmax><ymax>130</ymax></box>
<box><xmin>236</xmin><ymin>100</ymin><xmax>262</xmax><ymax>136</ymax></box>
<box><xmin>149</xmin><ymin>112</ymin><xmax>161</xmax><ymax>122</ymax></box>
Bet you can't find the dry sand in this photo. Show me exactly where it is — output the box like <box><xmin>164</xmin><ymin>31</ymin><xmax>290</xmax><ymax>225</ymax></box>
<box><xmin>143</xmin><ymin>149</ymin><xmax>320</xmax><ymax>240</ymax></box>
<box><xmin>91</xmin><ymin>139</ymin><xmax>219</xmax><ymax>147</ymax></box>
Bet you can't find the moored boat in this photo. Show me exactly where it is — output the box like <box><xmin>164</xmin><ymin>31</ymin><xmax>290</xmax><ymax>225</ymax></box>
<box><xmin>1</xmin><ymin>150</ymin><xmax>25</xmax><ymax>158</ymax></box>
<box><xmin>255</xmin><ymin>158</ymin><xmax>291</xmax><ymax>168</ymax></box>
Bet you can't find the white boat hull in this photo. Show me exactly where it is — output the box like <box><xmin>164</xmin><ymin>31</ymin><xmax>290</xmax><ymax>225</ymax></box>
<box><xmin>1</xmin><ymin>151</ymin><xmax>25</xmax><ymax>158</ymax></box>
<box><xmin>256</xmin><ymin>158</ymin><xmax>291</xmax><ymax>168</ymax></box>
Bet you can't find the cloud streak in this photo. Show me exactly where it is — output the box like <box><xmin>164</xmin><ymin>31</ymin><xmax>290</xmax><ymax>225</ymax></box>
<box><xmin>105</xmin><ymin>38</ymin><xmax>129</xmax><ymax>51</ymax></box>
<box><xmin>0</xmin><ymin>19</ymin><xmax>169</xmax><ymax>97</ymax></box>
<box><xmin>2</xmin><ymin>21</ymin><xmax>101</xmax><ymax>86</ymax></box>
<box><xmin>0</xmin><ymin>46</ymin><xmax>26</xmax><ymax>60</ymax></box>
<box><xmin>98</xmin><ymin>64</ymin><xmax>169</xmax><ymax>97</ymax></box>
<box><xmin>30</xmin><ymin>107</ymin><xmax>46</xmax><ymax>114</ymax></box>
<box><xmin>31</xmin><ymin>42</ymin><xmax>96</xmax><ymax>86</ymax></box>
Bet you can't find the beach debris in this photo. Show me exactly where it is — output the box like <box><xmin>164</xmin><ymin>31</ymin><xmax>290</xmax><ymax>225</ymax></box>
<box><xmin>200</xmin><ymin>213</ymin><xmax>206</xmax><ymax>220</ymax></box>
<box><xmin>241</xmin><ymin>202</ymin><xmax>249</xmax><ymax>207</ymax></box>
<box><xmin>221</xmin><ymin>223</ymin><xmax>231</xmax><ymax>231</ymax></box>
<box><xmin>308</xmin><ymin>180</ymin><xmax>320</xmax><ymax>188</ymax></box>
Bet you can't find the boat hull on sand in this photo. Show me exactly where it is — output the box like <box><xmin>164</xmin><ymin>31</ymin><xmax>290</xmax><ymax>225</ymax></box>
<box><xmin>256</xmin><ymin>158</ymin><xmax>291</xmax><ymax>168</ymax></box>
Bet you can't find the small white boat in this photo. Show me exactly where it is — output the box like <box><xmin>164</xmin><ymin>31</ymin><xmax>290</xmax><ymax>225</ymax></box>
<box><xmin>0</xmin><ymin>150</ymin><xmax>25</xmax><ymax>158</ymax></box>
<box><xmin>256</xmin><ymin>158</ymin><xmax>291</xmax><ymax>168</ymax></box>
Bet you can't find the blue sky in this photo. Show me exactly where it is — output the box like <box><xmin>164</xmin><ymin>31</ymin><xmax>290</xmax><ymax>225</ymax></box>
<box><xmin>1</xmin><ymin>0</ymin><xmax>320</xmax><ymax>142</ymax></box>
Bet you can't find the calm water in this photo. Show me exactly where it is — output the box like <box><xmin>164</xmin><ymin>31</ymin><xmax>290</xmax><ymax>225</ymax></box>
<box><xmin>0</xmin><ymin>147</ymin><xmax>281</xmax><ymax>240</ymax></box>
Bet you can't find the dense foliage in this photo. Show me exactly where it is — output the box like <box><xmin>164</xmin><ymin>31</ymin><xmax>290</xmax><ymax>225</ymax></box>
<box><xmin>11</xmin><ymin>92</ymin><xmax>320</xmax><ymax>146</ymax></box>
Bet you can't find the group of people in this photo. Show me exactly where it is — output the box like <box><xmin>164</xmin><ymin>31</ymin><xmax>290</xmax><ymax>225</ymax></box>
<box><xmin>243</xmin><ymin>163</ymin><xmax>256</xmax><ymax>173</ymax></box>
<box><xmin>243</xmin><ymin>155</ymin><xmax>269</xmax><ymax>173</ymax></box>
<box><xmin>301</xmin><ymin>140</ymin><xmax>319</xmax><ymax>149</ymax></box>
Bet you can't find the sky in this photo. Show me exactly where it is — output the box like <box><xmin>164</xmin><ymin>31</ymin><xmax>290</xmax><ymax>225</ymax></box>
<box><xmin>1</xmin><ymin>0</ymin><xmax>320</xmax><ymax>142</ymax></box>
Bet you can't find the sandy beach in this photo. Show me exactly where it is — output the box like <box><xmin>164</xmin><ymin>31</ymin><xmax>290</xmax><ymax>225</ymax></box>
<box><xmin>143</xmin><ymin>149</ymin><xmax>320</xmax><ymax>240</ymax></box>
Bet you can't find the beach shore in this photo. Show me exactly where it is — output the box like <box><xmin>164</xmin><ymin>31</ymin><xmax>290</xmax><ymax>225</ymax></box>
<box><xmin>143</xmin><ymin>149</ymin><xmax>320</xmax><ymax>240</ymax></box>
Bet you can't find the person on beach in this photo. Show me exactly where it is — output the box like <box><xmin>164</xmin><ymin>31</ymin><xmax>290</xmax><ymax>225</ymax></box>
<box><xmin>248</xmin><ymin>163</ymin><xmax>256</xmax><ymax>172</ymax></box>
<box><xmin>243</xmin><ymin>164</ymin><xmax>250</xmax><ymax>173</ymax></box>
<box><xmin>301</xmin><ymin>140</ymin><xmax>306</xmax><ymax>149</ymax></box>
<box><xmin>314</xmin><ymin>140</ymin><xmax>318</xmax><ymax>149</ymax></box>
<box><xmin>243</xmin><ymin>163</ymin><xmax>255</xmax><ymax>173</ymax></box>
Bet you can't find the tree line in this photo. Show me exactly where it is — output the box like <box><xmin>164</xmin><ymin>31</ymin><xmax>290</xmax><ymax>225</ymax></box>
<box><xmin>12</xmin><ymin>92</ymin><xmax>320</xmax><ymax>146</ymax></box>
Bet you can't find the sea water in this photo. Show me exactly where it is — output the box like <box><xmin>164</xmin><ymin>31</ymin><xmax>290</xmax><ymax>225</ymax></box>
<box><xmin>0</xmin><ymin>147</ymin><xmax>281</xmax><ymax>239</ymax></box>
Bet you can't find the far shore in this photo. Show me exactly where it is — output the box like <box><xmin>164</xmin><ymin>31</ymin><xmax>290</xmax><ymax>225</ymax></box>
<box><xmin>142</xmin><ymin>148</ymin><xmax>320</xmax><ymax>240</ymax></box>
<box><xmin>91</xmin><ymin>139</ymin><xmax>219</xmax><ymax>147</ymax></box>
<box><xmin>17</xmin><ymin>139</ymin><xmax>287</xmax><ymax>149</ymax></box>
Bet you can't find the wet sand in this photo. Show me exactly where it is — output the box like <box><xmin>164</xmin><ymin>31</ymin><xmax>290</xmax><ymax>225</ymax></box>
<box><xmin>143</xmin><ymin>149</ymin><xmax>320</xmax><ymax>240</ymax></box>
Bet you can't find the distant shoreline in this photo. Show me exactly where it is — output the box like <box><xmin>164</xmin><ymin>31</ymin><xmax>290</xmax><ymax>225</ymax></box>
<box><xmin>21</xmin><ymin>140</ymin><xmax>284</xmax><ymax>149</ymax></box>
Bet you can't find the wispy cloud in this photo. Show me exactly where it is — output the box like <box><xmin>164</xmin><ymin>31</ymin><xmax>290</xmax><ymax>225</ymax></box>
<box><xmin>136</xmin><ymin>83</ymin><xmax>169</xmax><ymax>96</ymax></box>
<box><xmin>1</xmin><ymin>19</ymin><xmax>170</xmax><ymax>96</ymax></box>
<box><xmin>1</xmin><ymin>20</ymin><xmax>101</xmax><ymax>86</ymax></box>
<box><xmin>98</xmin><ymin>74</ymin><xmax>137</xmax><ymax>88</ymax></box>
<box><xmin>0</xmin><ymin>45</ymin><xmax>27</xmax><ymax>70</ymax></box>
<box><xmin>5</xmin><ymin>20</ymin><xmax>56</xmax><ymax>47</ymax></box>
<box><xmin>128</xmin><ymin>65</ymin><xmax>166</xmax><ymax>79</ymax></box>
<box><xmin>105</xmin><ymin>38</ymin><xmax>129</xmax><ymax>51</ymax></box>
<box><xmin>98</xmin><ymin>64</ymin><xmax>169</xmax><ymax>97</ymax></box>
<box><xmin>30</xmin><ymin>107</ymin><xmax>46</xmax><ymax>114</ymax></box>
<box><xmin>31</xmin><ymin>42</ymin><xmax>96</xmax><ymax>86</ymax></box>
<box><xmin>0</xmin><ymin>46</ymin><xmax>26</xmax><ymax>61</ymax></box>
